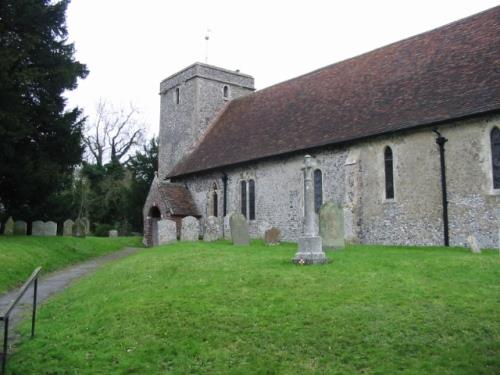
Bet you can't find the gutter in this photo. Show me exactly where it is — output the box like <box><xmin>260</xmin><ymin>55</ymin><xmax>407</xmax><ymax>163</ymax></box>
<box><xmin>434</xmin><ymin>129</ymin><xmax>449</xmax><ymax>247</ymax></box>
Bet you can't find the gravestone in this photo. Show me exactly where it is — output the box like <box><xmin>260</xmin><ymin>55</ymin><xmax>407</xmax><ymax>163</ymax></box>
<box><xmin>32</xmin><ymin>220</ymin><xmax>45</xmax><ymax>236</ymax></box>
<box><xmin>319</xmin><ymin>201</ymin><xmax>345</xmax><ymax>250</ymax></box>
<box><xmin>44</xmin><ymin>221</ymin><xmax>57</xmax><ymax>236</ymax></box>
<box><xmin>258</xmin><ymin>220</ymin><xmax>272</xmax><ymax>238</ymax></box>
<box><xmin>158</xmin><ymin>219</ymin><xmax>176</xmax><ymax>245</ymax></box>
<box><xmin>82</xmin><ymin>218</ymin><xmax>90</xmax><ymax>235</ymax></box>
<box><xmin>223</xmin><ymin>215</ymin><xmax>232</xmax><ymax>240</ymax></box>
<box><xmin>180</xmin><ymin>216</ymin><xmax>200</xmax><ymax>241</ymax></box>
<box><xmin>467</xmin><ymin>235</ymin><xmax>481</xmax><ymax>254</ymax></box>
<box><xmin>229</xmin><ymin>213</ymin><xmax>250</xmax><ymax>245</ymax></box>
<box><xmin>204</xmin><ymin>216</ymin><xmax>221</xmax><ymax>242</ymax></box>
<box><xmin>109</xmin><ymin>230</ymin><xmax>118</xmax><ymax>237</ymax></box>
<box><xmin>264</xmin><ymin>227</ymin><xmax>281</xmax><ymax>245</ymax></box>
<box><xmin>3</xmin><ymin>217</ymin><xmax>14</xmax><ymax>235</ymax></box>
<box><xmin>293</xmin><ymin>155</ymin><xmax>327</xmax><ymax>264</ymax></box>
<box><xmin>14</xmin><ymin>220</ymin><xmax>27</xmax><ymax>235</ymax></box>
<box><xmin>73</xmin><ymin>218</ymin><xmax>86</xmax><ymax>238</ymax></box>
<box><xmin>63</xmin><ymin>219</ymin><xmax>74</xmax><ymax>236</ymax></box>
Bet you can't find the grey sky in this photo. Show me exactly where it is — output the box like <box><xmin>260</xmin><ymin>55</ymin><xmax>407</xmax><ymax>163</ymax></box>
<box><xmin>65</xmin><ymin>0</ymin><xmax>499</xmax><ymax>137</ymax></box>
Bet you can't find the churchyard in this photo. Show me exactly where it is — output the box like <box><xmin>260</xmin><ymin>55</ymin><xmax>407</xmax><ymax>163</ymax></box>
<box><xmin>4</xmin><ymin>240</ymin><xmax>498</xmax><ymax>374</ymax></box>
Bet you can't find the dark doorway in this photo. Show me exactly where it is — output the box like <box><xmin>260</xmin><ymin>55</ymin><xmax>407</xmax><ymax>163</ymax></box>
<box><xmin>149</xmin><ymin>206</ymin><xmax>161</xmax><ymax>246</ymax></box>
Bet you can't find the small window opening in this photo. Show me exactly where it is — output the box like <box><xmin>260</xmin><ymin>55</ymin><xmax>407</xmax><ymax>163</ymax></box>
<box><xmin>240</xmin><ymin>181</ymin><xmax>247</xmax><ymax>218</ymax></box>
<box><xmin>384</xmin><ymin>146</ymin><xmax>394</xmax><ymax>199</ymax></box>
<box><xmin>249</xmin><ymin>179</ymin><xmax>256</xmax><ymax>220</ymax></box>
<box><xmin>175</xmin><ymin>87</ymin><xmax>180</xmax><ymax>104</ymax></box>
<box><xmin>491</xmin><ymin>127</ymin><xmax>500</xmax><ymax>189</ymax></box>
<box><xmin>314</xmin><ymin>169</ymin><xmax>323</xmax><ymax>213</ymax></box>
<box><xmin>223</xmin><ymin>85</ymin><xmax>229</xmax><ymax>100</ymax></box>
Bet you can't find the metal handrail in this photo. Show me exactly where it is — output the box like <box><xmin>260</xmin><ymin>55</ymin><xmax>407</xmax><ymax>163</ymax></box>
<box><xmin>0</xmin><ymin>267</ymin><xmax>42</xmax><ymax>375</ymax></box>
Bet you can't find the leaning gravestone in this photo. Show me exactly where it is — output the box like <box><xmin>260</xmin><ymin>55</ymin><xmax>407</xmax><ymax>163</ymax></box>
<box><xmin>14</xmin><ymin>220</ymin><xmax>27</xmax><ymax>235</ymax></box>
<box><xmin>109</xmin><ymin>230</ymin><xmax>118</xmax><ymax>237</ymax></box>
<box><xmin>229</xmin><ymin>213</ymin><xmax>250</xmax><ymax>245</ymax></box>
<box><xmin>204</xmin><ymin>216</ymin><xmax>221</xmax><ymax>242</ymax></box>
<box><xmin>3</xmin><ymin>217</ymin><xmax>14</xmax><ymax>235</ymax></box>
<box><xmin>44</xmin><ymin>221</ymin><xmax>57</xmax><ymax>236</ymax></box>
<box><xmin>319</xmin><ymin>201</ymin><xmax>345</xmax><ymax>250</ymax></box>
<box><xmin>264</xmin><ymin>227</ymin><xmax>281</xmax><ymax>245</ymax></box>
<box><xmin>180</xmin><ymin>216</ymin><xmax>200</xmax><ymax>241</ymax></box>
<box><xmin>223</xmin><ymin>215</ymin><xmax>231</xmax><ymax>240</ymax></box>
<box><xmin>73</xmin><ymin>218</ymin><xmax>86</xmax><ymax>238</ymax></box>
<box><xmin>63</xmin><ymin>219</ymin><xmax>74</xmax><ymax>236</ymax></box>
<box><xmin>158</xmin><ymin>219</ymin><xmax>176</xmax><ymax>245</ymax></box>
<box><xmin>32</xmin><ymin>220</ymin><xmax>45</xmax><ymax>236</ymax></box>
<box><xmin>467</xmin><ymin>235</ymin><xmax>481</xmax><ymax>254</ymax></box>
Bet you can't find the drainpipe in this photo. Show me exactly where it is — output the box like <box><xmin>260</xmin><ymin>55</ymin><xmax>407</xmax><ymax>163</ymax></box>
<box><xmin>222</xmin><ymin>172</ymin><xmax>228</xmax><ymax>217</ymax></box>
<box><xmin>434</xmin><ymin>129</ymin><xmax>449</xmax><ymax>247</ymax></box>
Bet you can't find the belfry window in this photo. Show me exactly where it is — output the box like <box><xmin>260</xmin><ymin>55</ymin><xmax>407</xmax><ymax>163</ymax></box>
<box><xmin>175</xmin><ymin>87</ymin><xmax>180</xmax><ymax>104</ymax></box>
<box><xmin>384</xmin><ymin>146</ymin><xmax>394</xmax><ymax>199</ymax></box>
<box><xmin>314</xmin><ymin>169</ymin><xmax>323</xmax><ymax>213</ymax></box>
<box><xmin>249</xmin><ymin>179</ymin><xmax>256</xmax><ymax>220</ymax></box>
<box><xmin>492</xmin><ymin>127</ymin><xmax>500</xmax><ymax>189</ymax></box>
<box><xmin>223</xmin><ymin>85</ymin><xmax>229</xmax><ymax>100</ymax></box>
<box><xmin>241</xmin><ymin>181</ymin><xmax>247</xmax><ymax>218</ymax></box>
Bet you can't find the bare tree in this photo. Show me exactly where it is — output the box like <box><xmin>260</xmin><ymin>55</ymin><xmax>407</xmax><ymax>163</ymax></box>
<box><xmin>83</xmin><ymin>99</ymin><xmax>145</xmax><ymax>166</ymax></box>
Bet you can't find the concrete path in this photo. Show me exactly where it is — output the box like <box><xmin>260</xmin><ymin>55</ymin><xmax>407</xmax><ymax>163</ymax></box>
<box><xmin>0</xmin><ymin>247</ymin><xmax>142</xmax><ymax>331</ymax></box>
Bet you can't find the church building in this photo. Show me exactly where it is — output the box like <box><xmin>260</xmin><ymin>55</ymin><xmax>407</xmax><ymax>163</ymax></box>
<box><xmin>144</xmin><ymin>7</ymin><xmax>500</xmax><ymax>248</ymax></box>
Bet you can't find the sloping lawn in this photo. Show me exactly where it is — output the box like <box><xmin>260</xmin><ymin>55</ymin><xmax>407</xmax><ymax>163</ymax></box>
<box><xmin>0</xmin><ymin>236</ymin><xmax>143</xmax><ymax>294</ymax></box>
<box><xmin>8</xmin><ymin>241</ymin><xmax>500</xmax><ymax>374</ymax></box>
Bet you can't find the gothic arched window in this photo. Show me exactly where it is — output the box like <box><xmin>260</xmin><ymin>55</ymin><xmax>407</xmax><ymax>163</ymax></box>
<box><xmin>384</xmin><ymin>146</ymin><xmax>394</xmax><ymax>199</ymax></box>
<box><xmin>314</xmin><ymin>169</ymin><xmax>323</xmax><ymax>213</ymax></box>
<box><xmin>240</xmin><ymin>180</ymin><xmax>247</xmax><ymax>218</ymax></box>
<box><xmin>492</xmin><ymin>127</ymin><xmax>500</xmax><ymax>189</ymax></box>
<box><xmin>249</xmin><ymin>179</ymin><xmax>256</xmax><ymax>220</ymax></box>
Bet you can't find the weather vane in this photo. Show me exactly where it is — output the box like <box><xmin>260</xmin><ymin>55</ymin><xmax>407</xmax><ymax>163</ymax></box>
<box><xmin>205</xmin><ymin>28</ymin><xmax>211</xmax><ymax>63</ymax></box>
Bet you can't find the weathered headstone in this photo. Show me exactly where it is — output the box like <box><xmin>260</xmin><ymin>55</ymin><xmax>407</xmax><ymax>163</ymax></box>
<box><xmin>264</xmin><ymin>227</ymin><xmax>281</xmax><ymax>245</ymax></box>
<box><xmin>73</xmin><ymin>218</ymin><xmax>86</xmax><ymax>238</ymax></box>
<box><xmin>223</xmin><ymin>215</ymin><xmax>231</xmax><ymax>240</ymax></box>
<box><xmin>319</xmin><ymin>201</ymin><xmax>345</xmax><ymax>250</ymax></box>
<box><xmin>82</xmin><ymin>218</ymin><xmax>90</xmax><ymax>235</ymax></box>
<box><xmin>109</xmin><ymin>229</ymin><xmax>118</xmax><ymax>237</ymax></box>
<box><xmin>63</xmin><ymin>219</ymin><xmax>74</xmax><ymax>236</ymax></box>
<box><xmin>32</xmin><ymin>220</ymin><xmax>45</xmax><ymax>236</ymax></box>
<box><xmin>3</xmin><ymin>217</ymin><xmax>14</xmax><ymax>235</ymax></box>
<box><xmin>293</xmin><ymin>155</ymin><xmax>327</xmax><ymax>264</ymax></box>
<box><xmin>180</xmin><ymin>216</ymin><xmax>200</xmax><ymax>241</ymax></box>
<box><xmin>258</xmin><ymin>220</ymin><xmax>272</xmax><ymax>238</ymax></box>
<box><xmin>44</xmin><ymin>221</ymin><xmax>57</xmax><ymax>236</ymax></box>
<box><xmin>158</xmin><ymin>219</ymin><xmax>176</xmax><ymax>245</ymax></box>
<box><xmin>204</xmin><ymin>216</ymin><xmax>221</xmax><ymax>242</ymax></box>
<box><xmin>14</xmin><ymin>220</ymin><xmax>27</xmax><ymax>235</ymax></box>
<box><xmin>467</xmin><ymin>235</ymin><xmax>481</xmax><ymax>254</ymax></box>
<box><xmin>230</xmin><ymin>213</ymin><xmax>250</xmax><ymax>245</ymax></box>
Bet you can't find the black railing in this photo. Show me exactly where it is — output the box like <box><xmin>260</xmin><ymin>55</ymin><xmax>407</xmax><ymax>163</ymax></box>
<box><xmin>0</xmin><ymin>267</ymin><xmax>41</xmax><ymax>375</ymax></box>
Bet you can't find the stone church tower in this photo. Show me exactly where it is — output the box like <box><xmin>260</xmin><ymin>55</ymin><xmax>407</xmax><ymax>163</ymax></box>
<box><xmin>158</xmin><ymin>63</ymin><xmax>254</xmax><ymax>178</ymax></box>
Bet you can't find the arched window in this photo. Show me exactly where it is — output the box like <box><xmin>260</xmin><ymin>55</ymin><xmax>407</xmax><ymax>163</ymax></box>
<box><xmin>212</xmin><ymin>183</ymin><xmax>218</xmax><ymax>217</ymax></box>
<box><xmin>249</xmin><ymin>179</ymin><xmax>255</xmax><ymax>220</ymax></box>
<box><xmin>492</xmin><ymin>127</ymin><xmax>500</xmax><ymax>189</ymax></box>
<box><xmin>314</xmin><ymin>169</ymin><xmax>322</xmax><ymax>213</ymax></box>
<box><xmin>240</xmin><ymin>180</ymin><xmax>247</xmax><ymax>218</ymax></box>
<box><xmin>175</xmin><ymin>87</ymin><xmax>180</xmax><ymax>104</ymax></box>
<box><xmin>223</xmin><ymin>85</ymin><xmax>229</xmax><ymax>100</ymax></box>
<box><xmin>384</xmin><ymin>146</ymin><xmax>394</xmax><ymax>199</ymax></box>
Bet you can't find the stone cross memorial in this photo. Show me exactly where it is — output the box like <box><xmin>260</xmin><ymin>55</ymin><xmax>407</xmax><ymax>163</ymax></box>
<box><xmin>180</xmin><ymin>216</ymin><xmax>200</xmax><ymax>241</ymax></box>
<box><xmin>3</xmin><ymin>217</ymin><xmax>14</xmax><ymax>235</ymax></box>
<box><xmin>293</xmin><ymin>155</ymin><xmax>327</xmax><ymax>264</ymax></box>
<box><xmin>229</xmin><ymin>212</ymin><xmax>250</xmax><ymax>245</ymax></box>
<box><xmin>14</xmin><ymin>220</ymin><xmax>27</xmax><ymax>235</ymax></box>
<box><xmin>63</xmin><ymin>219</ymin><xmax>74</xmax><ymax>236</ymax></box>
<box><xmin>158</xmin><ymin>219</ymin><xmax>177</xmax><ymax>245</ymax></box>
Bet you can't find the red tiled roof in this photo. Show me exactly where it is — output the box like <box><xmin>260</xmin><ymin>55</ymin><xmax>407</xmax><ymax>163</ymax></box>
<box><xmin>169</xmin><ymin>7</ymin><xmax>500</xmax><ymax>178</ymax></box>
<box><xmin>159</xmin><ymin>183</ymin><xmax>200</xmax><ymax>217</ymax></box>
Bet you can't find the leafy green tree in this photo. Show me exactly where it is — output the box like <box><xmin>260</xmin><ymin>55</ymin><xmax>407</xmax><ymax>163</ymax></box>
<box><xmin>0</xmin><ymin>0</ymin><xmax>88</xmax><ymax>222</ymax></box>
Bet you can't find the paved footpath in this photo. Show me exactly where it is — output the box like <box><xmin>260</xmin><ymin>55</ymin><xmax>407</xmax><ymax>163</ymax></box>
<box><xmin>0</xmin><ymin>247</ymin><xmax>142</xmax><ymax>331</ymax></box>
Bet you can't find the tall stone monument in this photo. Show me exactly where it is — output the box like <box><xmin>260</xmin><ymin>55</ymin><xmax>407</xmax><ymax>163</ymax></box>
<box><xmin>293</xmin><ymin>155</ymin><xmax>327</xmax><ymax>264</ymax></box>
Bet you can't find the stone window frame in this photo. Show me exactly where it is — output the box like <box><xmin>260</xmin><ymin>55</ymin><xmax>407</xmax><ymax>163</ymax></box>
<box><xmin>174</xmin><ymin>87</ymin><xmax>180</xmax><ymax>105</ymax></box>
<box><xmin>208</xmin><ymin>181</ymin><xmax>220</xmax><ymax>217</ymax></box>
<box><xmin>485</xmin><ymin>121</ymin><xmax>500</xmax><ymax>195</ymax></box>
<box><xmin>239</xmin><ymin>178</ymin><xmax>256</xmax><ymax>221</ymax></box>
<box><xmin>223</xmin><ymin>85</ymin><xmax>230</xmax><ymax>101</ymax></box>
<box><xmin>313</xmin><ymin>168</ymin><xmax>323</xmax><ymax>213</ymax></box>
<box><xmin>381</xmin><ymin>143</ymin><xmax>398</xmax><ymax>203</ymax></box>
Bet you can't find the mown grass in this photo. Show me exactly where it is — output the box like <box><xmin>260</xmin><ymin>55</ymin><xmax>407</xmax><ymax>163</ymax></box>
<box><xmin>8</xmin><ymin>241</ymin><xmax>500</xmax><ymax>374</ymax></box>
<box><xmin>0</xmin><ymin>236</ymin><xmax>143</xmax><ymax>294</ymax></box>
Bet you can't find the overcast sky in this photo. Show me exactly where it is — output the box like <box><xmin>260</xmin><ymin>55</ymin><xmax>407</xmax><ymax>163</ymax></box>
<box><xmin>64</xmin><ymin>0</ymin><xmax>499</xmax><ymax>137</ymax></box>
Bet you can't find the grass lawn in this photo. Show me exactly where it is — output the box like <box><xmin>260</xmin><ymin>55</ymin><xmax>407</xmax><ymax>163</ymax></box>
<box><xmin>7</xmin><ymin>241</ymin><xmax>500</xmax><ymax>374</ymax></box>
<box><xmin>0</xmin><ymin>236</ymin><xmax>143</xmax><ymax>294</ymax></box>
